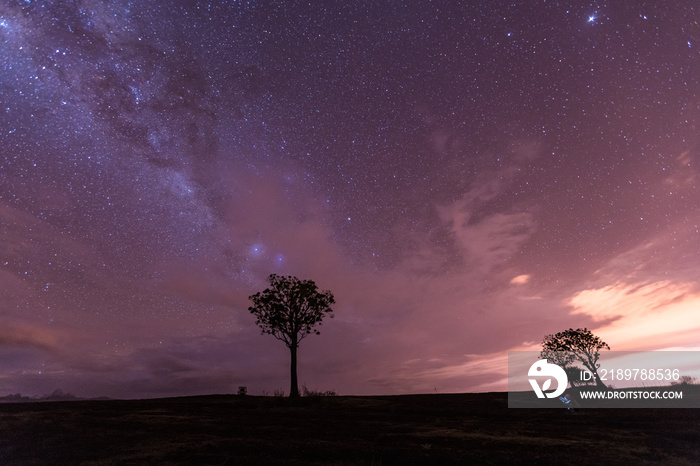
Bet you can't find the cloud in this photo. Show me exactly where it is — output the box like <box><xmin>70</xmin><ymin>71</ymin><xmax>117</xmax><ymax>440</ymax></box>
<box><xmin>366</xmin><ymin>351</ymin><xmax>514</xmax><ymax>394</ymax></box>
<box><xmin>435</xmin><ymin>151</ymin><xmax>540</xmax><ymax>277</ymax></box>
<box><xmin>569</xmin><ymin>280</ymin><xmax>690</xmax><ymax>322</ymax></box>
<box><xmin>559</xmin><ymin>219</ymin><xmax>700</xmax><ymax>351</ymax></box>
<box><xmin>568</xmin><ymin>280</ymin><xmax>700</xmax><ymax>350</ymax></box>
<box><xmin>0</xmin><ymin>319</ymin><xmax>68</xmax><ymax>352</ymax></box>
<box><xmin>439</xmin><ymin>207</ymin><xmax>537</xmax><ymax>272</ymax></box>
<box><xmin>510</xmin><ymin>274</ymin><xmax>531</xmax><ymax>285</ymax></box>
<box><xmin>388</xmin><ymin>194</ymin><xmax>700</xmax><ymax>392</ymax></box>
<box><xmin>662</xmin><ymin>150</ymin><xmax>697</xmax><ymax>189</ymax></box>
<box><xmin>9</xmin><ymin>139</ymin><xmax>697</xmax><ymax>398</ymax></box>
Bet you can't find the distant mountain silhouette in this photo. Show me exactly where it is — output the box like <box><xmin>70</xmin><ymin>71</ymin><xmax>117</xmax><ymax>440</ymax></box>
<box><xmin>0</xmin><ymin>393</ymin><xmax>35</xmax><ymax>403</ymax></box>
<box><xmin>0</xmin><ymin>389</ymin><xmax>111</xmax><ymax>403</ymax></box>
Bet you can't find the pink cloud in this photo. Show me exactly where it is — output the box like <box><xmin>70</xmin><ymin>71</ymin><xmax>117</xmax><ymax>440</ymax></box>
<box><xmin>0</xmin><ymin>318</ymin><xmax>70</xmax><ymax>352</ymax></box>
<box><xmin>568</xmin><ymin>280</ymin><xmax>700</xmax><ymax>350</ymax></box>
<box><xmin>510</xmin><ymin>274</ymin><xmax>531</xmax><ymax>285</ymax></box>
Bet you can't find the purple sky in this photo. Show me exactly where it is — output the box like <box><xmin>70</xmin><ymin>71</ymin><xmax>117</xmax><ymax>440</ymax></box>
<box><xmin>1</xmin><ymin>1</ymin><xmax>699</xmax><ymax>399</ymax></box>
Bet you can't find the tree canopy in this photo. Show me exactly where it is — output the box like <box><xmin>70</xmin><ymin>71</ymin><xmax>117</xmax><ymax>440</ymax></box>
<box><xmin>540</xmin><ymin>327</ymin><xmax>610</xmax><ymax>388</ymax></box>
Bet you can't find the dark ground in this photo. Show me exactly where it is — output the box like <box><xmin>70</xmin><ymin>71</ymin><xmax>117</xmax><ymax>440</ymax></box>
<box><xmin>1</xmin><ymin>392</ymin><xmax>699</xmax><ymax>465</ymax></box>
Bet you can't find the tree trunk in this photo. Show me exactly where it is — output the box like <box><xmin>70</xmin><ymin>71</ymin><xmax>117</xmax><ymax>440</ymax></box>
<box><xmin>594</xmin><ymin>375</ymin><xmax>607</xmax><ymax>389</ymax></box>
<box><xmin>591</xmin><ymin>368</ymin><xmax>607</xmax><ymax>389</ymax></box>
<box><xmin>289</xmin><ymin>344</ymin><xmax>300</xmax><ymax>398</ymax></box>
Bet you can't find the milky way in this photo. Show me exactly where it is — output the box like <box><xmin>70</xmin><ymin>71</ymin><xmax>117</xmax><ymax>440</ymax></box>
<box><xmin>1</xmin><ymin>1</ymin><xmax>698</xmax><ymax>398</ymax></box>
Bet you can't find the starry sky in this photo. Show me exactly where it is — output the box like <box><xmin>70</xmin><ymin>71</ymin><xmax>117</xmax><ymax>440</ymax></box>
<box><xmin>1</xmin><ymin>0</ymin><xmax>698</xmax><ymax>399</ymax></box>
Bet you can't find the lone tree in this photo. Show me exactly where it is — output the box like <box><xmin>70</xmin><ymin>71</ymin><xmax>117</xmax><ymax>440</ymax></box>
<box><xmin>540</xmin><ymin>328</ymin><xmax>610</xmax><ymax>389</ymax></box>
<box><xmin>248</xmin><ymin>274</ymin><xmax>335</xmax><ymax>398</ymax></box>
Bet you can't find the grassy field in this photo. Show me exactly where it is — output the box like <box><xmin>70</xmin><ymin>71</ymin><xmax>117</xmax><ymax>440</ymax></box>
<box><xmin>1</xmin><ymin>392</ymin><xmax>699</xmax><ymax>465</ymax></box>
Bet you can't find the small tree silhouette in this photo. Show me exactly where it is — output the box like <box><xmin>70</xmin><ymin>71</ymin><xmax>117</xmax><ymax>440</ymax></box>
<box><xmin>671</xmin><ymin>375</ymin><xmax>699</xmax><ymax>386</ymax></box>
<box><xmin>248</xmin><ymin>274</ymin><xmax>335</xmax><ymax>398</ymax></box>
<box><xmin>540</xmin><ymin>328</ymin><xmax>610</xmax><ymax>389</ymax></box>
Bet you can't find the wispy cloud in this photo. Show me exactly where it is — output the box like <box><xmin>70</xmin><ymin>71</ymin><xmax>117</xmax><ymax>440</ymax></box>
<box><xmin>0</xmin><ymin>319</ymin><xmax>66</xmax><ymax>352</ymax></box>
<box><xmin>568</xmin><ymin>280</ymin><xmax>700</xmax><ymax>350</ymax></box>
<box><xmin>510</xmin><ymin>274</ymin><xmax>531</xmax><ymax>285</ymax></box>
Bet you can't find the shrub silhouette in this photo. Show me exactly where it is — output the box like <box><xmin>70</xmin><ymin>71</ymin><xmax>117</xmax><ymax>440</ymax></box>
<box><xmin>301</xmin><ymin>383</ymin><xmax>337</xmax><ymax>397</ymax></box>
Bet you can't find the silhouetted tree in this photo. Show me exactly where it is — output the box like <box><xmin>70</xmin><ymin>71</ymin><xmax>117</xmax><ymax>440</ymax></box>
<box><xmin>671</xmin><ymin>375</ymin><xmax>699</xmax><ymax>386</ymax></box>
<box><xmin>540</xmin><ymin>328</ymin><xmax>610</xmax><ymax>389</ymax></box>
<box><xmin>248</xmin><ymin>274</ymin><xmax>335</xmax><ymax>398</ymax></box>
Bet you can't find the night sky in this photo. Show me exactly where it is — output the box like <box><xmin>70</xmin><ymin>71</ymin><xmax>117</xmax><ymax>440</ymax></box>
<box><xmin>1</xmin><ymin>1</ymin><xmax>698</xmax><ymax>399</ymax></box>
